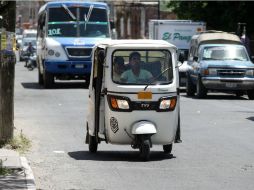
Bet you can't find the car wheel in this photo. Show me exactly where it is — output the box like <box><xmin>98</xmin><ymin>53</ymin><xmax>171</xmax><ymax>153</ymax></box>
<box><xmin>43</xmin><ymin>70</ymin><xmax>54</xmax><ymax>89</ymax></box>
<box><xmin>88</xmin><ymin>134</ymin><xmax>98</xmax><ymax>153</ymax></box>
<box><xmin>247</xmin><ymin>90</ymin><xmax>254</xmax><ymax>100</ymax></box>
<box><xmin>38</xmin><ymin>66</ymin><xmax>43</xmax><ymax>85</ymax></box>
<box><xmin>186</xmin><ymin>74</ymin><xmax>195</xmax><ymax>96</ymax></box>
<box><xmin>84</xmin><ymin>78</ymin><xmax>90</xmax><ymax>88</ymax></box>
<box><xmin>235</xmin><ymin>91</ymin><xmax>244</xmax><ymax>97</ymax></box>
<box><xmin>196</xmin><ymin>76</ymin><xmax>207</xmax><ymax>98</ymax></box>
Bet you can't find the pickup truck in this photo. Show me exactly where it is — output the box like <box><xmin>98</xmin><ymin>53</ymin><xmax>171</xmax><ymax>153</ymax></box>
<box><xmin>186</xmin><ymin>31</ymin><xmax>254</xmax><ymax>99</ymax></box>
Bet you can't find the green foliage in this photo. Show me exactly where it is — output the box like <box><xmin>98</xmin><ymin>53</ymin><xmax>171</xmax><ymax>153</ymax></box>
<box><xmin>0</xmin><ymin>130</ymin><xmax>31</xmax><ymax>154</ymax></box>
<box><xmin>0</xmin><ymin>130</ymin><xmax>30</xmax><ymax>176</ymax></box>
<box><xmin>167</xmin><ymin>1</ymin><xmax>254</xmax><ymax>34</ymax></box>
<box><xmin>0</xmin><ymin>159</ymin><xmax>11</xmax><ymax>176</ymax></box>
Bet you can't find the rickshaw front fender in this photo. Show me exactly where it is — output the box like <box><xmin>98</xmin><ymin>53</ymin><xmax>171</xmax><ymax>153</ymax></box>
<box><xmin>131</xmin><ymin>121</ymin><xmax>157</xmax><ymax>135</ymax></box>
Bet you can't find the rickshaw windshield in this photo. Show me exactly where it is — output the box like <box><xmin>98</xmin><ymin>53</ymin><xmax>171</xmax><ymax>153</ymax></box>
<box><xmin>112</xmin><ymin>50</ymin><xmax>173</xmax><ymax>85</ymax></box>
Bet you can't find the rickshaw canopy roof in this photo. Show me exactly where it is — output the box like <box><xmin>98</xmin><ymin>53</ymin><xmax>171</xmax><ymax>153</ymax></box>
<box><xmin>95</xmin><ymin>39</ymin><xmax>177</xmax><ymax>49</ymax></box>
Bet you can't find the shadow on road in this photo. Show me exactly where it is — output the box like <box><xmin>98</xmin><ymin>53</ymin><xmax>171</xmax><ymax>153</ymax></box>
<box><xmin>21</xmin><ymin>82</ymin><xmax>88</xmax><ymax>89</ymax></box>
<box><xmin>21</xmin><ymin>82</ymin><xmax>43</xmax><ymax>89</ymax></box>
<box><xmin>181</xmin><ymin>93</ymin><xmax>248</xmax><ymax>100</ymax></box>
<box><xmin>246</xmin><ymin>117</ymin><xmax>254</xmax><ymax>122</ymax></box>
<box><xmin>68</xmin><ymin>150</ymin><xmax>175</xmax><ymax>162</ymax></box>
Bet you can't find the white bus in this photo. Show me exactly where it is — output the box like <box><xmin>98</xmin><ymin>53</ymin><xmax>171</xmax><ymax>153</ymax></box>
<box><xmin>37</xmin><ymin>1</ymin><xmax>111</xmax><ymax>88</ymax></box>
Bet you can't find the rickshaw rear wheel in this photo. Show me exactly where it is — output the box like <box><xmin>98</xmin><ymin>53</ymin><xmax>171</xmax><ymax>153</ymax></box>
<box><xmin>89</xmin><ymin>135</ymin><xmax>98</xmax><ymax>153</ymax></box>
<box><xmin>163</xmin><ymin>144</ymin><xmax>172</xmax><ymax>154</ymax></box>
<box><xmin>139</xmin><ymin>139</ymin><xmax>150</xmax><ymax>161</ymax></box>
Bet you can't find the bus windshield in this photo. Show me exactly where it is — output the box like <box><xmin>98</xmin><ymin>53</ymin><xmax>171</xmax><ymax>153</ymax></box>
<box><xmin>48</xmin><ymin>5</ymin><xmax>110</xmax><ymax>38</ymax></box>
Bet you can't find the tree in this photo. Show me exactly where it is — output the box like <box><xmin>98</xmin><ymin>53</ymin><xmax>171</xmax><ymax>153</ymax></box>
<box><xmin>0</xmin><ymin>1</ymin><xmax>16</xmax><ymax>142</ymax></box>
<box><xmin>0</xmin><ymin>1</ymin><xmax>16</xmax><ymax>32</ymax></box>
<box><xmin>167</xmin><ymin>1</ymin><xmax>254</xmax><ymax>35</ymax></box>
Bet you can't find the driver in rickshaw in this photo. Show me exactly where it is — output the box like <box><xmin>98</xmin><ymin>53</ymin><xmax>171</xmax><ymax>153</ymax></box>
<box><xmin>120</xmin><ymin>52</ymin><xmax>153</xmax><ymax>83</ymax></box>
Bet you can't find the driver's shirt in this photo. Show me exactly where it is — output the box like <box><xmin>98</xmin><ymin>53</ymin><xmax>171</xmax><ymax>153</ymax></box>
<box><xmin>120</xmin><ymin>69</ymin><xmax>153</xmax><ymax>83</ymax></box>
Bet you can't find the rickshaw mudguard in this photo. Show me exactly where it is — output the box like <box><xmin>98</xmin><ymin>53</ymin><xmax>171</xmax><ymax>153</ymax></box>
<box><xmin>131</xmin><ymin>121</ymin><xmax>157</xmax><ymax>135</ymax></box>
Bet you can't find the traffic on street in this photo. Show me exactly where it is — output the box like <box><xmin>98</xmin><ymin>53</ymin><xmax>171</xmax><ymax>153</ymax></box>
<box><xmin>14</xmin><ymin>59</ymin><xmax>254</xmax><ymax>189</ymax></box>
<box><xmin>1</xmin><ymin>1</ymin><xmax>254</xmax><ymax>190</ymax></box>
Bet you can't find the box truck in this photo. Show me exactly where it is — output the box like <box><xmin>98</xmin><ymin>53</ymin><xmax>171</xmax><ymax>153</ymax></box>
<box><xmin>149</xmin><ymin>20</ymin><xmax>206</xmax><ymax>86</ymax></box>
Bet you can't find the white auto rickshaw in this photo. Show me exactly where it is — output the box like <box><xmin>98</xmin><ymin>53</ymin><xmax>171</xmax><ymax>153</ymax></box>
<box><xmin>86</xmin><ymin>40</ymin><xmax>181</xmax><ymax>161</ymax></box>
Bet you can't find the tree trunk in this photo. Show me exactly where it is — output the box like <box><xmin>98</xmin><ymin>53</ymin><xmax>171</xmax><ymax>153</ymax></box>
<box><xmin>0</xmin><ymin>0</ymin><xmax>16</xmax><ymax>142</ymax></box>
<box><xmin>0</xmin><ymin>52</ymin><xmax>15</xmax><ymax>142</ymax></box>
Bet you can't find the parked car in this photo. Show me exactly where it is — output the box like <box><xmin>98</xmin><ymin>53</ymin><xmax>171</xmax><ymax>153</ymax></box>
<box><xmin>22</xmin><ymin>29</ymin><xmax>37</xmax><ymax>38</ymax></box>
<box><xmin>19</xmin><ymin>38</ymin><xmax>36</xmax><ymax>61</ymax></box>
<box><xmin>186</xmin><ymin>31</ymin><xmax>254</xmax><ymax>99</ymax></box>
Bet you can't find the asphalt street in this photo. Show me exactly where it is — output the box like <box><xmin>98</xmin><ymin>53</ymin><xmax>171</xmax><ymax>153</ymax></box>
<box><xmin>14</xmin><ymin>61</ymin><xmax>254</xmax><ymax>190</ymax></box>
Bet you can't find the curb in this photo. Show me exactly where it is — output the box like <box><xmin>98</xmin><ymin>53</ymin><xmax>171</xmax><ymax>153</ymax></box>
<box><xmin>20</xmin><ymin>157</ymin><xmax>36</xmax><ymax>190</ymax></box>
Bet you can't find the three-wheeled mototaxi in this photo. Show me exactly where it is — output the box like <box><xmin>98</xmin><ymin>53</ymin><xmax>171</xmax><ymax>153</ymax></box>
<box><xmin>86</xmin><ymin>40</ymin><xmax>181</xmax><ymax>161</ymax></box>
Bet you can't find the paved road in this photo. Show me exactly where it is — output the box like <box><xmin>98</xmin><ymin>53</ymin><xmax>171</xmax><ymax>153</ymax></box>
<box><xmin>14</xmin><ymin>62</ymin><xmax>254</xmax><ymax>190</ymax></box>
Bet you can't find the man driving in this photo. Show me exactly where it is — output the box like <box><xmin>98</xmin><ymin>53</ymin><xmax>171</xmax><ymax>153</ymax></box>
<box><xmin>120</xmin><ymin>52</ymin><xmax>153</xmax><ymax>83</ymax></box>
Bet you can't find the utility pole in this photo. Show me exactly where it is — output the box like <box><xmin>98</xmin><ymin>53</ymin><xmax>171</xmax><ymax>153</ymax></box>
<box><xmin>157</xmin><ymin>0</ymin><xmax>160</xmax><ymax>19</ymax></box>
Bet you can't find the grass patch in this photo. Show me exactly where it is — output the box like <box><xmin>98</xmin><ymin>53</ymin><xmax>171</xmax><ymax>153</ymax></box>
<box><xmin>0</xmin><ymin>130</ymin><xmax>31</xmax><ymax>176</ymax></box>
<box><xmin>0</xmin><ymin>130</ymin><xmax>31</xmax><ymax>154</ymax></box>
<box><xmin>0</xmin><ymin>159</ymin><xmax>12</xmax><ymax>176</ymax></box>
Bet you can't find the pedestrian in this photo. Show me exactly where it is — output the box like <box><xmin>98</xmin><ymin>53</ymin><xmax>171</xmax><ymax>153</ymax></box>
<box><xmin>241</xmin><ymin>32</ymin><xmax>251</xmax><ymax>56</ymax></box>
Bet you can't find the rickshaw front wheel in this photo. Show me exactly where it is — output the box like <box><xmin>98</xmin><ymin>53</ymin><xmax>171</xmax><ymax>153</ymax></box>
<box><xmin>139</xmin><ymin>139</ymin><xmax>150</xmax><ymax>161</ymax></box>
<box><xmin>89</xmin><ymin>135</ymin><xmax>98</xmax><ymax>153</ymax></box>
<box><xmin>163</xmin><ymin>144</ymin><xmax>172</xmax><ymax>154</ymax></box>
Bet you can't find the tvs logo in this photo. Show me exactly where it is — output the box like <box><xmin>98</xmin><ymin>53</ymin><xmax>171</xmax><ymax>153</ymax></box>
<box><xmin>141</xmin><ymin>103</ymin><xmax>150</xmax><ymax>109</ymax></box>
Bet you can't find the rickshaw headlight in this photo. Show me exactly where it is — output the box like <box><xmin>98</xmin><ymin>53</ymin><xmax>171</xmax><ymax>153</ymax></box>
<box><xmin>109</xmin><ymin>96</ymin><xmax>130</xmax><ymax>111</ymax></box>
<box><xmin>116</xmin><ymin>99</ymin><xmax>129</xmax><ymax>109</ymax></box>
<box><xmin>159</xmin><ymin>97</ymin><xmax>177</xmax><ymax>111</ymax></box>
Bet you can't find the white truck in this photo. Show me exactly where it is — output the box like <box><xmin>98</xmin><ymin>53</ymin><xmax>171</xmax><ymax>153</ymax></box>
<box><xmin>149</xmin><ymin>20</ymin><xmax>206</xmax><ymax>86</ymax></box>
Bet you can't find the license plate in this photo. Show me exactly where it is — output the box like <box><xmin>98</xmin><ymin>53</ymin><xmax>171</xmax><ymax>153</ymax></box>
<box><xmin>137</xmin><ymin>91</ymin><xmax>152</xmax><ymax>99</ymax></box>
<box><xmin>225</xmin><ymin>83</ymin><xmax>237</xmax><ymax>88</ymax></box>
<box><xmin>75</xmin><ymin>64</ymin><xmax>83</xmax><ymax>68</ymax></box>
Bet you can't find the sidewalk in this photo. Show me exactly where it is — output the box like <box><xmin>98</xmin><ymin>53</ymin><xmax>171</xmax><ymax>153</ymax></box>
<box><xmin>0</xmin><ymin>148</ymin><xmax>36</xmax><ymax>190</ymax></box>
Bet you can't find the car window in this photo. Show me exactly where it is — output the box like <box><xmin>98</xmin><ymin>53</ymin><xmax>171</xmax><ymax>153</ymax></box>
<box><xmin>22</xmin><ymin>39</ymin><xmax>36</xmax><ymax>46</ymax></box>
<box><xmin>202</xmin><ymin>46</ymin><xmax>248</xmax><ymax>61</ymax></box>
